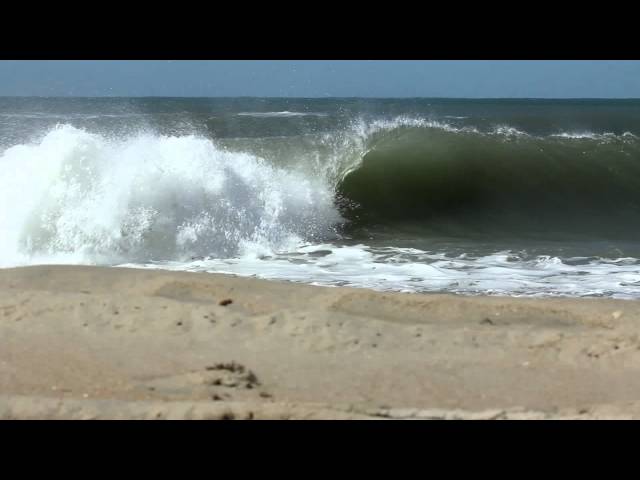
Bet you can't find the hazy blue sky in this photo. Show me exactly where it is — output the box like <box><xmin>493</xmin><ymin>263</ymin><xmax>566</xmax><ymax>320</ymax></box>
<box><xmin>0</xmin><ymin>61</ymin><xmax>638</xmax><ymax>97</ymax></box>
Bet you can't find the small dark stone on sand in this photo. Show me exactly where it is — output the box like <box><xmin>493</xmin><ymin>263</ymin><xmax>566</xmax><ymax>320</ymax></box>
<box><xmin>219</xmin><ymin>298</ymin><xmax>233</xmax><ymax>306</ymax></box>
<box><xmin>480</xmin><ymin>318</ymin><xmax>495</xmax><ymax>325</ymax></box>
<box><xmin>176</xmin><ymin>321</ymin><xmax>183</xmax><ymax>326</ymax></box>
<box><xmin>259</xmin><ymin>392</ymin><xmax>272</xmax><ymax>399</ymax></box>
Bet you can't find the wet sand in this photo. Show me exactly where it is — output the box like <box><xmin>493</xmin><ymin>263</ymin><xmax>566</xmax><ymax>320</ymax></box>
<box><xmin>2</xmin><ymin>265</ymin><xmax>640</xmax><ymax>419</ymax></box>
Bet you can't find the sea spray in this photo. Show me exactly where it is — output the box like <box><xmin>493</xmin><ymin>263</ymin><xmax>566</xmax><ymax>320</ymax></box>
<box><xmin>0</xmin><ymin>125</ymin><xmax>342</xmax><ymax>266</ymax></box>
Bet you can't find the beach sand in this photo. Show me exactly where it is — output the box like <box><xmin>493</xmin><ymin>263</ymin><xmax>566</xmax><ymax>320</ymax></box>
<box><xmin>2</xmin><ymin>265</ymin><xmax>640</xmax><ymax>419</ymax></box>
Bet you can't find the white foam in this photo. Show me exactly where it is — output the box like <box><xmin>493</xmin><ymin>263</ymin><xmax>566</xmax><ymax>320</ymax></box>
<box><xmin>237</xmin><ymin>111</ymin><xmax>328</xmax><ymax>118</ymax></box>
<box><xmin>550</xmin><ymin>131</ymin><xmax>638</xmax><ymax>142</ymax></box>
<box><xmin>490</xmin><ymin>125</ymin><xmax>530</xmax><ymax>137</ymax></box>
<box><xmin>0</xmin><ymin>124</ymin><xmax>341</xmax><ymax>266</ymax></box>
<box><xmin>120</xmin><ymin>245</ymin><xmax>640</xmax><ymax>299</ymax></box>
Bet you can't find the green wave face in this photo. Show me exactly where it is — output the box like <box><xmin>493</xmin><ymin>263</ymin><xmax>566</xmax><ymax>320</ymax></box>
<box><xmin>337</xmin><ymin>127</ymin><xmax>640</xmax><ymax>238</ymax></box>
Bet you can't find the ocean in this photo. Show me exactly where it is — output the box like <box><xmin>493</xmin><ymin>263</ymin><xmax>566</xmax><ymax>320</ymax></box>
<box><xmin>1</xmin><ymin>97</ymin><xmax>640</xmax><ymax>298</ymax></box>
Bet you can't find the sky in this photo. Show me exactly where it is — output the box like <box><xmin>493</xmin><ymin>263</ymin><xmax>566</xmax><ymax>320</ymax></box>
<box><xmin>0</xmin><ymin>61</ymin><xmax>638</xmax><ymax>98</ymax></box>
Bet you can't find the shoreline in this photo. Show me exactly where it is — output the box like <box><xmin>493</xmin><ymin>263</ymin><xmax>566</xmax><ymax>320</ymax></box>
<box><xmin>2</xmin><ymin>265</ymin><xmax>640</xmax><ymax>419</ymax></box>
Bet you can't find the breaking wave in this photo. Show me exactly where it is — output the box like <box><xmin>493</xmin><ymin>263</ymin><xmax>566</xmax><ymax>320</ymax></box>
<box><xmin>2</xmin><ymin>117</ymin><xmax>640</xmax><ymax>268</ymax></box>
<box><xmin>0</xmin><ymin>125</ymin><xmax>341</xmax><ymax>266</ymax></box>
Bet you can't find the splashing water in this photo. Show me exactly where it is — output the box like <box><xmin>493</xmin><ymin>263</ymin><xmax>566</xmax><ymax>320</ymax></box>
<box><xmin>0</xmin><ymin>125</ymin><xmax>342</xmax><ymax>266</ymax></box>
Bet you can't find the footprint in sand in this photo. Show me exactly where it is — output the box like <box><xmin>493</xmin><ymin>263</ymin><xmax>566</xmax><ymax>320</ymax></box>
<box><xmin>205</xmin><ymin>361</ymin><xmax>260</xmax><ymax>389</ymax></box>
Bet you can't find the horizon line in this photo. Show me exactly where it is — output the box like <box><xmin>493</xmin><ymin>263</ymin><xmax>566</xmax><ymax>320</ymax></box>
<box><xmin>1</xmin><ymin>95</ymin><xmax>639</xmax><ymax>100</ymax></box>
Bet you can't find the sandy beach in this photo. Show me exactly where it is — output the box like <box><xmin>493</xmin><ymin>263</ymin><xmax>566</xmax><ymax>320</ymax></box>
<box><xmin>2</xmin><ymin>265</ymin><xmax>640</xmax><ymax>419</ymax></box>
